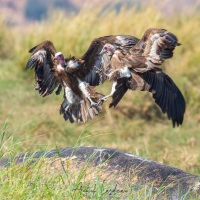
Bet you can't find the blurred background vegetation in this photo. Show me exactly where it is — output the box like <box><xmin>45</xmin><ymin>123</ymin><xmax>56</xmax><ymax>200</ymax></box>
<box><xmin>0</xmin><ymin>0</ymin><xmax>200</xmax><ymax>176</ymax></box>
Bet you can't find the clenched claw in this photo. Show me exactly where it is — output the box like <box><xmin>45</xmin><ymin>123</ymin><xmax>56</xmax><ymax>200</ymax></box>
<box><xmin>90</xmin><ymin>101</ymin><xmax>98</xmax><ymax>108</ymax></box>
<box><xmin>97</xmin><ymin>97</ymin><xmax>109</xmax><ymax>106</ymax></box>
<box><xmin>87</xmin><ymin>97</ymin><xmax>98</xmax><ymax>108</ymax></box>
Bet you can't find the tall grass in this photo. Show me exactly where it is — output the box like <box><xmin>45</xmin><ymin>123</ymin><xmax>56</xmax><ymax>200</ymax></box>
<box><xmin>0</xmin><ymin>19</ymin><xmax>14</xmax><ymax>59</ymax></box>
<box><xmin>0</xmin><ymin>4</ymin><xmax>200</xmax><ymax>179</ymax></box>
<box><xmin>0</xmin><ymin>124</ymin><xmax>199</xmax><ymax>200</ymax></box>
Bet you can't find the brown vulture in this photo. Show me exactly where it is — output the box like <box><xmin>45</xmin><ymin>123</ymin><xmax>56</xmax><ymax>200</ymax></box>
<box><xmin>97</xmin><ymin>28</ymin><xmax>186</xmax><ymax>127</ymax></box>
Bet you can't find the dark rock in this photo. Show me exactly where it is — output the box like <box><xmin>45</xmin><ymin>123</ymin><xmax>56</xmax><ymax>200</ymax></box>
<box><xmin>0</xmin><ymin>146</ymin><xmax>199</xmax><ymax>199</ymax></box>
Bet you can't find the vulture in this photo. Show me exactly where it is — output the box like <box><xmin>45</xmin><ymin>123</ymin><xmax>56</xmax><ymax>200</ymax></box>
<box><xmin>98</xmin><ymin>28</ymin><xmax>186</xmax><ymax>127</ymax></box>
<box><xmin>26</xmin><ymin>41</ymin><xmax>104</xmax><ymax>123</ymax></box>
<box><xmin>26</xmin><ymin>35</ymin><xmax>139</xmax><ymax>123</ymax></box>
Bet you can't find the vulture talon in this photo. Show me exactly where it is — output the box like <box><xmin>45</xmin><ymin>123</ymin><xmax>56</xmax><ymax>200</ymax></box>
<box><xmin>97</xmin><ymin>97</ymin><xmax>108</xmax><ymax>106</ymax></box>
<box><xmin>89</xmin><ymin>102</ymin><xmax>98</xmax><ymax>108</ymax></box>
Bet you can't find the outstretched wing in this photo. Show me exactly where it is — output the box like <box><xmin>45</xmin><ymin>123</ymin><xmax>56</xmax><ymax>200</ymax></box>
<box><xmin>130</xmin><ymin>28</ymin><xmax>180</xmax><ymax>66</ymax></box>
<box><xmin>79</xmin><ymin>35</ymin><xmax>140</xmax><ymax>86</ymax></box>
<box><xmin>110</xmin><ymin>70</ymin><xmax>186</xmax><ymax>127</ymax></box>
<box><xmin>26</xmin><ymin>40</ymin><xmax>60</xmax><ymax>97</ymax></box>
<box><xmin>138</xmin><ymin>71</ymin><xmax>185</xmax><ymax>127</ymax></box>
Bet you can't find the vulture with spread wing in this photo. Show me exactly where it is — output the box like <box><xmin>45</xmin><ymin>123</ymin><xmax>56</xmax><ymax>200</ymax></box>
<box><xmin>98</xmin><ymin>28</ymin><xmax>186</xmax><ymax>127</ymax></box>
<box><xmin>26</xmin><ymin>41</ymin><xmax>105</xmax><ymax>123</ymax></box>
<box><xmin>26</xmin><ymin>35</ymin><xmax>139</xmax><ymax>123</ymax></box>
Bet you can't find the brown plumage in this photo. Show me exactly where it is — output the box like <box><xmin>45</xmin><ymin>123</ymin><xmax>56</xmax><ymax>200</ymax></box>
<box><xmin>26</xmin><ymin>42</ymin><xmax>104</xmax><ymax>123</ymax></box>
<box><xmin>26</xmin><ymin>35</ymin><xmax>139</xmax><ymax>95</ymax></box>
<box><xmin>78</xmin><ymin>35</ymin><xmax>140</xmax><ymax>85</ymax></box>
<box><xmin>52</xmin><ymin>58</ymin><xmax>105</xmax><ymax>123</ymax></box>
<box><xmin>99</xmin><ymin>28</ymin><xmax>185</xmax><ymax>127</ymax></box>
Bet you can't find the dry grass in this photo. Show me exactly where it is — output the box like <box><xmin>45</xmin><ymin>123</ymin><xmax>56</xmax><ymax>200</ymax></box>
<box><xmin>0</xmin><ymin>5</ymin><xmax>200</xmax><ymax>179</ymax></box>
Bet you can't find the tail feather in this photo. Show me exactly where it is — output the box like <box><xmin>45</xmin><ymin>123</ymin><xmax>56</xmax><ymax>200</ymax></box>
<box><xmin>60</xmin><ymin>97</ymin><xmax>103</xmax><ymax>123</ymax></box>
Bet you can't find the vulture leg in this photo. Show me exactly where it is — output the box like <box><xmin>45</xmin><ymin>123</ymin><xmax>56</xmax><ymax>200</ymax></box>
<box><xmin>98</xmin><ymin>81</ymin><xmax>117</xmax><ymax>105</ymax></box>
<box><xmin>78</xmin><ymin>80</ymin><xmax>98</xmax><ymax>107</ymax></box>
<box><xmin>98</xmin><ymin>67</ymin><xmax>131</xmax><ymax>105</ymax></box>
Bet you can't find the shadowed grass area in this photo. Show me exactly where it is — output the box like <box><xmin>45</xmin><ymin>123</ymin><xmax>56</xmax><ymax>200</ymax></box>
<box><xmin>0</xmin><ymin>6</ymin><xmax>200</xmax><ymax>199</ymax></box>
<box><xmin>0</xmin><ymin>141</ymin><xmax>199</xmax><ymax>199</ymax></box>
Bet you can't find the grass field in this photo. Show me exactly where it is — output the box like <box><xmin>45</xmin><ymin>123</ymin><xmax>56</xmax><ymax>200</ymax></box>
<box><xmin>0</xmin><ymin>5</ymin><xmax>200</xmax><ymax>199</ymax></box>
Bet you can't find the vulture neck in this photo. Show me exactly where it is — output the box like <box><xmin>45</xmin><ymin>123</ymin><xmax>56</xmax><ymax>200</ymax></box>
<box><xmin>56</xmin><ymin>64</ymin><xmax>64</xmax><ymax>72</ymax></box>
<box><xmin>59</xmin><ymin>59</ymin><xmax>66</xmax><ymax>67</ymax></box>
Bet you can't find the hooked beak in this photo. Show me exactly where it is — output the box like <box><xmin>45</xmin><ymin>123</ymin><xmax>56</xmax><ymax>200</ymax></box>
<box><xmin>99</xmin><ymin>48</ymin><xmax>106</xmax><ymax>55</ymax></box>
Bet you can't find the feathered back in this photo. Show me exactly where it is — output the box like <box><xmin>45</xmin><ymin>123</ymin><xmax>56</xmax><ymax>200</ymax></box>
<box><xmin>130</xmin><ymin>28</ymin><xmax>180</xmax><ymax>66</ymax></box>
<box><xmin>79</xmin><ymin>35</ymin><xmax>139</xmax><ymax>85</ymax></box>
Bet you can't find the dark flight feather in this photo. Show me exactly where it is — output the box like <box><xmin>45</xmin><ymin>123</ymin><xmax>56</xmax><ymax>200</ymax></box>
<box><xmin>26</xmin><ymin>40</ymin><xmax>60</xmax><ymax>97</ymax></box>
<box><xmin>106</xmin><ymin>28</ymin><xmax>185</xmax><ymax>126</ymax></box>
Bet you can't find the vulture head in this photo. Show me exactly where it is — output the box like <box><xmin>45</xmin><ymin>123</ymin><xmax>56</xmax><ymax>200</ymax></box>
<box><xmin>53</xmin><ymin>52</ymin><xmax>65</xmax><ymax>67</ymax></box>
<box><xmin>100</xmin><ymin>43</ymin><xmax>116</xmax><ymax>56</ymax></box>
